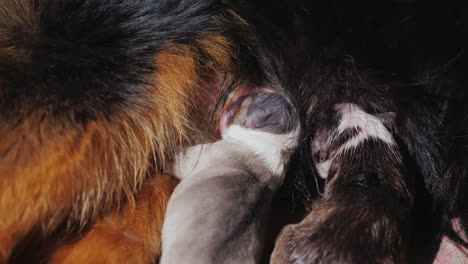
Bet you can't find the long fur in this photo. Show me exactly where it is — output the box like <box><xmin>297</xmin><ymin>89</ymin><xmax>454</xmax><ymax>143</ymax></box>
<box><xmin>47</xmin><ymin>175</ymin><xmax>179</xmax><ymax>264</ymax></box>
<box><xmin>0</xmin><ymin>0</ymin><xmax>255</xmax><ymax>261</ymax></box>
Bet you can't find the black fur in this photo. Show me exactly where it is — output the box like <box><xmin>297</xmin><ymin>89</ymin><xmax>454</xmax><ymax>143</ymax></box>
<box><xmin>229</xmin><ymin>0</ymin><xmax>468</xmax><ymax>262</ymax></box>
<box><xmin>0</xmin><ymin>0</ymin><xmax>250</xmax><ymax>123</ymax></box>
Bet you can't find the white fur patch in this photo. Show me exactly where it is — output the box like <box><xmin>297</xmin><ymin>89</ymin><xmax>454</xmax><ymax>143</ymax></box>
<box><xmin>316</xmin><ymin>159</ymin><xmax>332</xmax><ymax>179</ymax></box>
<box><xmin>173</xmin><ymin>144</ymin><xmax>206</xmax><ymax>180</ymax></box>
<box><xmin>315</xmin><ymin>103</ymin><xmax>395</xmax><ymax>179</ymax></box>
<box><xmin>222</xmin><ymin>124</ymin><xmax>300</xmax><ymax>177</ymax></box>
<box><xmin>335</xmin><ymin>103</ymin><xmax>394</xmax><ymax>152</ymax></box>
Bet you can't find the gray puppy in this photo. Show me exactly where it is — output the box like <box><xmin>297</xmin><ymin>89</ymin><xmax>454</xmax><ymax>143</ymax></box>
<box><xmin>160</xmin><ymin>90</ymin><xmax>300</xmax><ymax>264</ymax></box>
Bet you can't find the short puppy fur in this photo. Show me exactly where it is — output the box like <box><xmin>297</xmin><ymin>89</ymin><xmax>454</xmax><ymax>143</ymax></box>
<box><xmin>272</xmin><ymin>103</ymin><xmax>412</xmax><ymax>263</ymax></box>
<box><xmin>161</xmin><ymin>90</ymin><xmax>300</xmax><ymax>264</ymax></box>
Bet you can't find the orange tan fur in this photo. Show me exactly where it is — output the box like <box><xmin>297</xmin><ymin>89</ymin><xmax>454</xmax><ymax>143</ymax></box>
<box><xmin>0</xmin><ymin>30</ymin><xmax>234</xmax><ymax>262</ymax></box>
<box><xmin>48</xmin><ymin>175</ymin><xmax>179</xmax><ymax>264</ymax></box>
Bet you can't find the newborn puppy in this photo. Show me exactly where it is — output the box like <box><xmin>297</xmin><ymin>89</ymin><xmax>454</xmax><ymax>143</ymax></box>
<box><xmin>272</xmin><ymin>103</ymin><xmax>412</xmax><ymax>264</ymax></box>
<box><xmin>160</xmin><ymin>90</ymin><xmax>300</xmax><ymax>264</ymax></box>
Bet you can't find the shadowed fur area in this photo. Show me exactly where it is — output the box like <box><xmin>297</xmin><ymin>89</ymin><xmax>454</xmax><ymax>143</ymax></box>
<box><xmin>232</xmin><ymin>0</ymin><xmax>468</xmax><ymax>263</ymax></box>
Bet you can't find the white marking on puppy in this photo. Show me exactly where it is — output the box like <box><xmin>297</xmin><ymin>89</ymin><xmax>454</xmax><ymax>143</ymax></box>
<box><xmin>335</xmin><ymin>104</ymin><xmax>395</xmax><ymax>153</ymax></box>
<box><xmin>314</xmin><ymin>103</ymin><xmax>396</xmax><ymax>179</ymax></box>
<box><xmin>316</xmin><ymin>159</ymin><xmax>332</xmax><ymax>179</ymax></box>
<box><xmin>222</xmin><ymin>124</ymin><xmax>300</xmax><ymax>177</ymax></box>
<box><xmin>173</xmin><ymin>144</ymin><xmax>207</xmax><ymax>180</ymax></box>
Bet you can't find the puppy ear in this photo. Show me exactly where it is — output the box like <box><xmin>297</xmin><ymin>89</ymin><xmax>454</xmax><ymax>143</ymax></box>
<box><xmin>375</xmin><ymin>112</ymin><xmax>396</xmax><ymax>130</ymax></box>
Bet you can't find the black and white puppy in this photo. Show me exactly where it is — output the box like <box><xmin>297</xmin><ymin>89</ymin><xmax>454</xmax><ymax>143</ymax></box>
<box><xmin>160</xmin><ymin>90</ymin><xmax>300</xmax><ymax>264</ymax></box>
<box><xmin>272</xmin><ymin>103</ymin><xmax>412</xmax><ymax>263</ymax></box>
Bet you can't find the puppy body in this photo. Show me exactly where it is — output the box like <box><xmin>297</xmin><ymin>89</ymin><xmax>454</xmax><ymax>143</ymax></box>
<box><xmin>162</xmin><ymin>140</ymin><xmax>274</xmax><ymax>264</ymax></box>
<box><xmin>272</xmin><ymin>103</ymin><xmax>411</xmax><ymax>263</ymax></box>
<box><xmin>161</xmin><ymin>91</ymin><xmax>299</xmax><ymax>264</ymax></box>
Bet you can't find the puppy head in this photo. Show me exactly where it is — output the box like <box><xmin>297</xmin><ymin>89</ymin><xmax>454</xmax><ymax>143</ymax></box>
<box><xmin>219</xmin><ymin>88</ymin><xmax>301</xmax><ymax>180</ymax></box>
